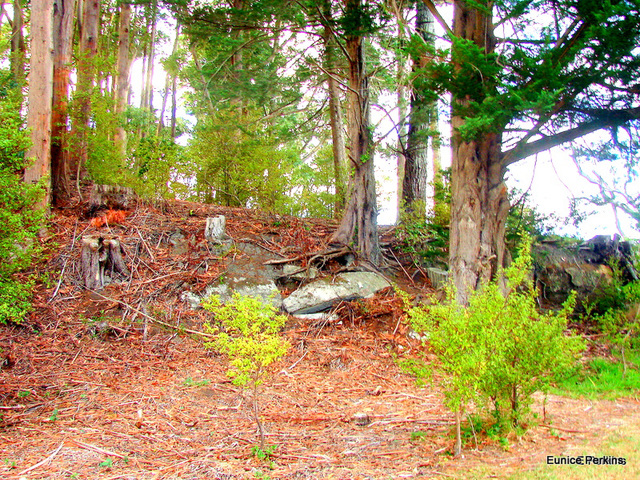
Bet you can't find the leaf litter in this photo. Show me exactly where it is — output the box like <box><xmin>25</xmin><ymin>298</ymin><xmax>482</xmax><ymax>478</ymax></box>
<box><xmin>0</xmin><ymin>199</ymin><xmax>639</xmax><ymax>479</ymax></box>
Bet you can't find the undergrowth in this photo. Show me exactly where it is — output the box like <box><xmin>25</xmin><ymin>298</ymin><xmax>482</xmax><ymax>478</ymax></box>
<box><xmin>203</xmin><ymin>293</ymin><xmax>290</xmax><ymax>451</ymax></box>
<box><xmin>408</xmin><ymin>241</ymin><xmax>585</xmax><ymax>455</ymax></box>
<box><xmin>554</xmin><ymin>352</ymin><xmax>640</xmax><ymax>400</ymax></box>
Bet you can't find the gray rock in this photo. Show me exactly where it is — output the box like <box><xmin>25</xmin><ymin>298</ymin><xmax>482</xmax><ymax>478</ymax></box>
<box><xmin>280</xmin><ymin>264</ymin><xmax>319</xmax><ymax>281</ymax></box>
<box><xmin>181</xmin><ymin>241</ymin><xmax>283</xmax><ymax>309</ymax></box>
<box><xmin>282</xmin><ymin>271</ymin><xmax>391</xmax><ymax>315</ymax></box>
<box><xmin>180</xmin><ymin>291</ymin><xmax>202</xmax><ymax>309</ymax></box>
<box><xmin>533</xmin><ymin>243</ymin><xmax>614</xmax><ymax>309</ymax></box>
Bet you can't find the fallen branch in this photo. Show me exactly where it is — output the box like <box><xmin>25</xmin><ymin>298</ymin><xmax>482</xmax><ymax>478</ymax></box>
<box><xmin>17</xmin><ymin>442</ymin><xmax>64</xmax><ymax>476</ymax></box>
<box><xmin>71</xmin><ymin>439</ymin><xmax>126</xmax><ymax>458</ymax></box>
<box><xmin>263</xmin><ymin>247</ymin><xmax>350</xmax><ymax>266</ymax></box>
<box><xmin>86</xmin><ymin>289</ymin><xmax>217</xmax><ymax>340</ymax></box>
<box><xmin>540</xmin><ymin>424</ymin><xmax>587</xmax><ymax>433</ymax></box>
<box><xmin>387</xmin><ymin>248</ymin><xmax>415</xmax><ymax>287</ymax></box>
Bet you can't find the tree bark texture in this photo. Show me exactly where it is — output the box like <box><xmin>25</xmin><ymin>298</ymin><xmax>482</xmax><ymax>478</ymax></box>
<box><xmin>157</xmin><ymin>22</ymin><xmax>180</xmax><ymax>136</ymax></box>
<box><xmin>449</xmin><ymin>0</ymin><xmax>510</xmax><ymax>304</ymax></box>
<box><xmin>24</xmin><ymin>0</ymin><xmax>54</xmax><ymax>207</ymax></box>
<box><xmin>395</xmin><ymin>8</ymin><xmax>409</xmax><ymax>221</ymax></box>
<box><xmin>74</xmin><ymin>0</ymin><xmax>99</xmax><ymax>179</ymax></box>
<box><xmin>322</xmin><ymin>4</ymin><xmax>347</xmax><ymax>218</ymax></box>
<box><xmin>402</xmin><ymin>1</ymin><xmax>435</xmax><ymax>220</ymax></box>
<box><xmin>114</xmin><ymin>2</ymin><xmax>132</xmax><ymax>154</ymax></box>
<box><xmin>51</xmin><ymin>0</ymin><xmax>76</xmax><ymax>206</ymax></box>
<box><xmin>10</xmin><ymin>0</ymin><xmax>25</xmax><ymax>83</ymax></box>
<box><xmin>143</xmin><ymin>0</ymin><xmax>157</xmax><ymax>114</ymax></box>
<box><xmin>81</xmin><ymin>235</ymin><xmax>130</xmax><ymax>290</ymax></box>
<box><xmin>330</xmin><ymin>6</ymin><xmax>380</xmax><ymax>265</ymax></box>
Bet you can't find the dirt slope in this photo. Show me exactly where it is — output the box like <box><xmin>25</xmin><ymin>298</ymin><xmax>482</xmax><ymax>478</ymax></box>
<box><xmin>1</xmin><ymin>200</ymin><xmax>639</xmax><ymax>479</ymax></box>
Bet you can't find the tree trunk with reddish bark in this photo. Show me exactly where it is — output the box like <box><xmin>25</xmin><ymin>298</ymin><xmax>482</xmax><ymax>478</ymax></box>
<box><xmin>449</xmin><ymin>0</ymin><xmax>510</xmax><ymax>305</ymax></box>
<box><xmin>51</xmin><ymin>0</ymin><xmax>76</xmax><ymax>206</ymax></box>
<box><xmin>114</xmin><ymin>2</ymin><xmax>132</xmax><ymax>155</ymax></box>
<box><xmin>24</xmin><ymin>0</ymin><xmax>54</xmax><ymax>208</ymax></box>
<box><xmin>74</xmin><ymin>0</ymin><xmax>99</xmax><ymax>181</ymax></box>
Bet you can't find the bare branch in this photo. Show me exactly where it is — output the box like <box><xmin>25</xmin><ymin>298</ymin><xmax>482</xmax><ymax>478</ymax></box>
<box><xmin>503</xmin><ymin>107</ymin><xmax>640</xmax><ymax>165</ymax></box>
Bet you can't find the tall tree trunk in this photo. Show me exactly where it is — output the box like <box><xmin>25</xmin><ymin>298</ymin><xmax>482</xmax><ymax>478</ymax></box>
<box><xmin>170</xmin><ymin>75</ymin><xmax>178</xmax><ymax>138</ymax></box>
<box><xmin>330</xmin><ymin>0</ymin><xmax>379</xmax><ymax>265</ymax></box>
<box><xmin>114</xmin><ymin>2</ymin><xmax>132</xmax><ymax>155</ymax></box>
<box><xmin>0</xmin><ymin>3</ymin><xmax>6</xmax><ymax>30</ymax></box>
<box><xmin>157</xmin><ymin>23</ymin><xmax>180</xmax><ymax>136</ymax></box>
<box><xmin>144</xmin><ymin>0</ymin><xmax>157</xmax><ymax>114</ymax></box>
<box><xmin>10</xmin><ymin>0</ymin><xmax>25</xmax><ymax>106</ymax></box>
<box><xmin>24</xmin><ymin>0</ymin><xmax>54</xmax><ymax>208</ymax></box>
<box><xmin>449</xmin><ymin>0</ymin><xmax>510</xmax><ymax>304</ymax></box>
<box><xmin>402</xmin><ymin>1</ymin><xmax>434</xmax><ymax>222</ymax></box>
<box><xmin>393</xmin><ymin>3</ymin><xmax>409</xmax><ymax>221</ymax></box>
<box><xmin>74</xmin><ymin>0</ymin><xmax>99</xmax><ymax>183</ymax></box>
<box><xmin>139</xmin><ymin>45</ymin><xmax>148</xmax><ymax>109</ymax></box>
<box><xmin>430</xmin><ymin>99</ymin><xmax>446</xmax><ymax>223</ymax></box>
<box><xmin>51</xmin><ymin>0</ymin><xmax>76</xmax><ymax>207</ymax></box>
<box><xmin>322</xmin><ymin>3</ymin><xmax>347</xmax><ymax>218</ymax></box>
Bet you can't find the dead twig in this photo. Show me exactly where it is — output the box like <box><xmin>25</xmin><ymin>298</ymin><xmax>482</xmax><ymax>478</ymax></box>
<box><xmin>86</xmin><ymin>289</ymin><xmax>217</xmax><ymax>340</ymax></box>
<box><xmin>71</xmin><ymin>439</ymin><xmax>126</xmax><ymax>458</ymax></box>
<box><xmin>17</xmin><ymin>442</ymin><xmax>64</xmax><ymax>476</ymax></box>
<box><xmin>263</xmin><ymin>247</ymin><xmax>349</xmax><ymax>266</ymax></box>
<box><xmin>540</xmin><ymin>424</ymin><xmax>587</xmax><ymax>433</ymax></box>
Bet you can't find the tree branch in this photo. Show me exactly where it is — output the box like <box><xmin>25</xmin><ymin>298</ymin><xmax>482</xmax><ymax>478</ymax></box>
<box><xmin>502</xmin><ymin>107</ymin><xmax>640</xmax><ymax>165</ymax></box>
<box><xmin>421</xmin><ymin>0</ymin><xmax>453</xmax><ymax>38</ymax></box>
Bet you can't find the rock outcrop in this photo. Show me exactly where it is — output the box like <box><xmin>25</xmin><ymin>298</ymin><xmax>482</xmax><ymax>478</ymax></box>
<box><xmin>533</xmin><ymin>235</ymin><xmax>636</xmax><ymax>309</ymax></box>
<box><xmin>282</xmin><ymin>271</ymin><xmax>391</xmax><ymax>315</ymax></box>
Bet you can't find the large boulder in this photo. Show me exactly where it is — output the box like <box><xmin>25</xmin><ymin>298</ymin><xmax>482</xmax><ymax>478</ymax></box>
<box><xmin>282</xmin><ymin>271</ymin><xmax>391</xmax><ymax>315</ymax></box>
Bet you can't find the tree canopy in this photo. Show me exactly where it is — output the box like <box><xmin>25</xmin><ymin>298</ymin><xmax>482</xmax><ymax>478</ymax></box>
<box><xmin>1</xmin><ymin>0</ymin><xmax>639</xmax><ymax>299</ymax></box>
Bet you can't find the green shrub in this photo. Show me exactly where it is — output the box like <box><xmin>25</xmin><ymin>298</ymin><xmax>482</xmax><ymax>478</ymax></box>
<box><xmin>584</xmin><ymin>258</ymin><xmax>640</xmax><ymax>371</ymax></box>
<box><xmin>0</xmin><ymin>75</ymin><xmax>44</xmax><ymax>324</ymax></box>
<box><xmin>408</xmin><ymin>241</ymin><xmax>585</xmax><ymax>454</ymax></box>
<box><xmin>397</xmin><ymin>203</ymin><xmax>450</xmax><ymax>268</ymax></box>
<box><xmin>203</xmin><ymin>293</ymin><xmax>290</xmax><ymax>450</ymax></box>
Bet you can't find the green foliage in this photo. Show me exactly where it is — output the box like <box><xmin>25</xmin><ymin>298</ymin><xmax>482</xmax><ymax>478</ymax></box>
<box><xmin>129</xmin><ymin>134</ymin><xmax>186</xmax><ymax>200</ymax></box>
<box><xmin>251</xmin><ymin>444</ymin><xmax>277</xmax><ymax>461</ymax></box>
<box><xmin>185</xmin><ymin>108</ymin><xmax>335</xmax><ymax>216</ymax></box>
<box><xmin>203</xmin><ymin>294</ymin><xmax>290</xmax><ymax>388</ymax></box>
<box><xmin>0</xmin><ymin>74</ymin><xmax>44</xmax><ymax>325</ymax></box>
<box><xmin>182</xmin><ymin>377</ymin><xmax>210</xmax><ymax>388</ymax></box>
<box><xmin>203</xmin><ymin>293</ymin><xmax>289</xmax><ymax>450</ymax></box>
<box><xmin>49</xmin><ymin>408</ymin><xmax>59</xmax><ymax>422</ymax></box>
<box><xmin>408</xmin><ymin>242</ymin><xmax>585</xmax><ymax>435</ymax></box>
<box><xmin>584</xmin><ymin>259</ymin><xmax>640</xmax><ymax>363</ymax></box>
<box><xmin>554</xmin><ymin>352</ymin><xmax>640</xmax><ymax>400</ymax></box>
<box><xmin>396</xmin><ymin>354</ymin><xmax>430</xmax><ymax>387</ymax></box>
<box><xmin>505</xmin><ymin>189</ymin><xmax>556</xmax><ymax>251</ymax></box>
<box><xmin>398</xmin><ymin>205</ymin><xmax>450</xmax><ymax>268</ymax></box>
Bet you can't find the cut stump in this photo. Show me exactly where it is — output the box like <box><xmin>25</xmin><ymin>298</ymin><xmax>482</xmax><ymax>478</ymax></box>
<box><xmin>81</xmin><ymin>235</ymin><xmax>130</xmax><ymax>290</ymax></box>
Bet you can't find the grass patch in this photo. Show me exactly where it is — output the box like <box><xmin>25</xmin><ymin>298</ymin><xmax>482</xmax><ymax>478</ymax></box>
<box><xmin>509</xmin><ymin>423</ymin><xmax>640</xmax><ymax>479</ymax></box>
<box><xmin>553</xmin><ymin>352</ymin><xmax>640</xmax><ymax>400</ymax></box>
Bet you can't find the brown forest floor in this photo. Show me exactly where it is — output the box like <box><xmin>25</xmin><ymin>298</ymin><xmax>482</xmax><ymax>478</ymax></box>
<box><xmin>1</xmin><ymin>199</ymin><xmax>639</xmax><ymax>479</ymax></box>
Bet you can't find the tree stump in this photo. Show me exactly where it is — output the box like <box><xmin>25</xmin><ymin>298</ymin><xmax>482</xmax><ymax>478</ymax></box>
<box><xmin>205</xmin><ymin>215</ymin><xmax>228</xmax><ymax>244</ymax></box>
<box><xmin>81</xmin><ymin>235</ymin><xmax>130</xmax><ymax>290</ymax></box>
